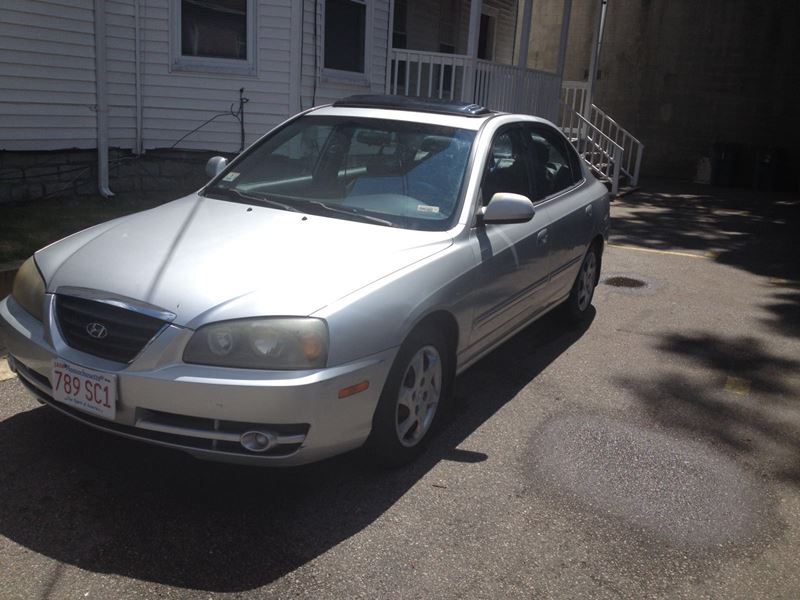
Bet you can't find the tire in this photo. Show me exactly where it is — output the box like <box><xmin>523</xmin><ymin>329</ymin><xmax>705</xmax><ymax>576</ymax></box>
<box><xmin>365</xmin><ymin>326</ymin><xmax>453</xmax><ymax>467</ymax></box>
<box><xmin>564</xmin><ymin>243</ymin><xmax>600</xmax><ymax>321</ymax></box>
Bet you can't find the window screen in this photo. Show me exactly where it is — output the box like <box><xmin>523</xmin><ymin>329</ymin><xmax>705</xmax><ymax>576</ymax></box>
<box><xmin>325</xmin><ymin>0</ymin><xmax>366</xmax><ymax>73</ymax></box>
<box><xmin>181</xmin><ymin>0</ymin><xmax>247</xmax><ymax>60</ymax></box>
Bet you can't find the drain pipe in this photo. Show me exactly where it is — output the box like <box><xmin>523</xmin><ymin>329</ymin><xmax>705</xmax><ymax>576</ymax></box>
<box><xmin>94</xmin><ymin>0</ymin><xmax>114</xmax><ymax>197</ymax></box>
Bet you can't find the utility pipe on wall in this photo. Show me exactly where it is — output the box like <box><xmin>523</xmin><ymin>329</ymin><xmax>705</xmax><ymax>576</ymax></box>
<box><xmin>94</xmin><ymin>0</ymin><xmax>114</xmax><ymax>197</ymax></box>
<box><xmin>556</xmin><ymin>0</ymin><xmax>573</xmax><ymax>78</ymax></box>
<box><xmin>134</xmin><ymin>0</ymin><xmax>143</xmax><ymax>155</ymax></box>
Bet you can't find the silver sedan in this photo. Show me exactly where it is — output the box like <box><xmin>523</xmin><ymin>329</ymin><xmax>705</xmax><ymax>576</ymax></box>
<box><xmin>1</xmin><ymin>95</ymin><xmax>609</xmax><ymax>466</ymax></box>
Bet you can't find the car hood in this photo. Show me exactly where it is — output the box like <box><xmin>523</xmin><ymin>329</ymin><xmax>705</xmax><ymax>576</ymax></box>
<box><xmin>37</xmin><ymin>194</ymin><xmax>453</xmax><ymax>327</ymax></box>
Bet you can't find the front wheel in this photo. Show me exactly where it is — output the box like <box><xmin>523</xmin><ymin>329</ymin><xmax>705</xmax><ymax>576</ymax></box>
<box><xmin>365</xmin><ymin>327</ymin><xmax>453</xmax><ymax>467</ymax></box>
<box><xmin>565</xmin><ymin>244</ymin><xmax>599</xmax><ymax>320</ymax></box>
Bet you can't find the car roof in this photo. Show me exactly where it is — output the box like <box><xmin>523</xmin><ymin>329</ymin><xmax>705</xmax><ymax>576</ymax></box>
<box><xmin>307</xmin><ymin>95</ymin><xmax>558</xmax><ymax>133</ymax></box>
<box><xmin>332</xmin><ymin>94</ymin><xmax>493</xmax><ymax>117</ymax></box>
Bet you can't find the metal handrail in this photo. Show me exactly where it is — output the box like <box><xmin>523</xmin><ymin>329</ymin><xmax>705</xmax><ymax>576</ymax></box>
<box><xmin>587</xmin><ymin>104</ymin><xmax>644</xmax><ymax>186</ymax></box>
<box><xmin>560</xmin><ymin>81</ymin><xmax>645</xmax><ymax>187</ymax></box>
<box><xmin>564</xmin><ymin>109</ymin><xmax>624</xmax><ymax>195</ymax></box>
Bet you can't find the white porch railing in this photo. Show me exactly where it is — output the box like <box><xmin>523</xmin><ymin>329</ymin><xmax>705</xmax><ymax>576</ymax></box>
<box><xmin>474</xmin><ymin>60</ymin><xmax>561</xmax><ymax>123</ymax></box>
<box><xmin>387</xmin><ymin>49</ymin><xmax>561</xmax><ymax>123</ymax></box>
<box><xmin>561</xmin><ymin>80</ymin><xmax>644</xmax><ymax>188</ymax></box>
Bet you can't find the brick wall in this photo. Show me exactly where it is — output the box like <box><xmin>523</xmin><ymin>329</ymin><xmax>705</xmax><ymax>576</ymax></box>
<box><xmin>0</xmin><ymin>149</ymin><xmax>226</xmax><ymax>204</ymax></box>
<box><xmin>529</xmin><ymin>0</ymin><xmax>798</xmax><ymax>186</ymax></box>
<box><xmin>592</xmin><ymin>0</ymin><xmax>800</xmax><ymax>185</ymax></box>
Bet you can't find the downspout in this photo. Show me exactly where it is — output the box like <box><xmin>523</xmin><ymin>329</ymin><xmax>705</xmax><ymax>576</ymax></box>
<box><xmin>585</xmin><ymin>0</ymin><xmax>606</xmax><ymax>118</ymax></box>
<box><xmin>94</xmin><ymin>0</ymin><xmax>114</xmax><ymax>197</ymax></box>
<box><xmin>134</xmin><ymin>0</ymin><xmax>143</xmax><ymax>154</ymax></box>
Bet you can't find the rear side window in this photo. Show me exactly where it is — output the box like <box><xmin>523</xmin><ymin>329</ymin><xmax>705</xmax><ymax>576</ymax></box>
<box><xmin>525</xmin><ymin>125</ymin><xmax>581</xmax><ymax>201</ymax></box>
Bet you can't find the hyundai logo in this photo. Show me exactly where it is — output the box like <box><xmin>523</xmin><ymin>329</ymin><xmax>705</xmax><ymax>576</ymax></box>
<box><xmin>86</xmin><ymin>322</ymin><xmax>109</xmax><ymax>339</ymax></box>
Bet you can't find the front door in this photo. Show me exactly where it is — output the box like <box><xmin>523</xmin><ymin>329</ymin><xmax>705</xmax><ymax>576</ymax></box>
<box><xmin>467</xmin><ymin>126</ymin><xmax>553</xmax><ymax>351</ymax></box>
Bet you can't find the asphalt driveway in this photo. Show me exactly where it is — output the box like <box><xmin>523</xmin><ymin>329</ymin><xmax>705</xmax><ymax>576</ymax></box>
<box><xmin>1</xmin><ymin>180</ymin><xmax>799</xmax><ymax>599</ymax></box>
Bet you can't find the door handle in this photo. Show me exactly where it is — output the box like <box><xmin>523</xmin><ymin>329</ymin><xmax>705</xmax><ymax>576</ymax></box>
<box><xmin>537</xmin><ymin>228</ymin><xmax>549</xmax><ymax>246</ymax></box>
<box><xmin>585</xmin><ymin>204</ymin><xmax>593</xmax><ymax>217</ymax></box>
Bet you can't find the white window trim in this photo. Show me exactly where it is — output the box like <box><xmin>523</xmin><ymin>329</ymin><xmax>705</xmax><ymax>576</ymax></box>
<box><xmin>170</xmin><ymin>0</ymin><xmax>257</xmax><ymax>77</ymax></box>
<box><xmin>321</xmin><ymin>0</ymin><xmax>373</xmax><ymax>85</ymax></box>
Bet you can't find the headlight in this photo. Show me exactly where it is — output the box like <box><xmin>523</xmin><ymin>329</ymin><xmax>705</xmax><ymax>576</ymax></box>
<box><xmin>11</xmin><ymin>256</ymin><xmax>46</xmax><ymax>321</ymax></box>
<box><xmin>183</xmin><ymin>317</ymin><xmax>328</xmax><ymax>370</ymax></box>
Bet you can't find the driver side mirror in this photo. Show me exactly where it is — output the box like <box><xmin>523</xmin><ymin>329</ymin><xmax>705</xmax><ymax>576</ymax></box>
<box><xmin>205</xmin><ymin>156</ymin><xmax>228</xmax><ymax>179</ymax></box>
<box><xmin>480</xmin><ymin>192</ymin><xmax>535</xmax><ymax>225</ymax></box>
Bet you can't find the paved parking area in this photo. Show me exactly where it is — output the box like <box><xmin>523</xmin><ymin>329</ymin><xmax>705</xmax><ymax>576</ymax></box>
<box><xmin>1</xmin><ymin>182</ymin><xmax>798</xmax><ymax>599</ymax></box>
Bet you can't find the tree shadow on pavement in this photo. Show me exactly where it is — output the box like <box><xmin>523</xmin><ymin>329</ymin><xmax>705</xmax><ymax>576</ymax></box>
<box><xmin>617</xmin><ymin>332</ymin><xmax>800</xmax><ymax>485</ymax></box>
<box><xmin>613</xmin><ymin>181</ymin><xmax>800</xmax><ymax>340</ymax></box>
<box><xmin>613</xmin><ymin>182</ymin><xmax>800</xmax><ymax>282</ymax></box>
<box><xmin>761</xmin><ymin>290</ymin><xmax>800</xmax><ymax>340</ymax></box>
<box><xmin>0</xmin><ymin>310</ymin><xmax>593</xmax><ymax>593</ymax></box>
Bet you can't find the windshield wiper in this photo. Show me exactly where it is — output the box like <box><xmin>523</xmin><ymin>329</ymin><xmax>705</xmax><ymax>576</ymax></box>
<box><xmin>204</xmin><ymin>187</ymin><xmax>301</xmax><ymax>213</ymax></box>
<box><xmin>295</xmin><ymin>200</ymin><xmax>396</xmax><ymax>227</ymax></box>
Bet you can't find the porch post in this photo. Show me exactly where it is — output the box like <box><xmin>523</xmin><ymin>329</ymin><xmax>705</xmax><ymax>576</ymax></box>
<box><xmin>463</xmin><ymin>0</ymin><xmax>483</xmax><ymax>103</ymax></box>
<box><xmin>556</xmin><ymin>0</ymin><xmax>572</xmax><ymax>78</ymax></box>
<box><xmin>516</xmin><ymin>0</ymin><xmax>533</xmax><ymax>69</ymax></box>
<box><xmin>386</xmin><ymin>0</ymin><xmax>396</xmax><ymax>93</ymax></box>
<box><xmin>585</xmin><ymin>0</ymin><xmax>604</xmax><ymax>117</ymax></box>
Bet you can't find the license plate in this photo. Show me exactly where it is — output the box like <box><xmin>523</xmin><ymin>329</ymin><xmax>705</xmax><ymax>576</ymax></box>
<box><xmin>52</xmin><ymin>359</ymin><xmax>117</xmax><ymax>420</ymax></box>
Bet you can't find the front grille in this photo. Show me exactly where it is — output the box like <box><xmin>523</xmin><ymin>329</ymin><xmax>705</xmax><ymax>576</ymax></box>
<box><xmin>56</xmin><ymin>294</ymin><xmax>167</xmax><ymax>363</ymax></box>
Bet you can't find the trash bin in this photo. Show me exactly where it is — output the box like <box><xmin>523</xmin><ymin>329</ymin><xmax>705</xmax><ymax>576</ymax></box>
<box><xmin>711</xmin><ymin>142</ymin><xmax>740</xmax><ymax>187</ymax></box>
<box><xmin>753</xmin><ymin>146</ymin><xmax>779</xmax><ymax>191</ymax></box>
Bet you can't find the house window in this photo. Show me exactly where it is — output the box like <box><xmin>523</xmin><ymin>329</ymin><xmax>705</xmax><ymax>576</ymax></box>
<box><xmin>324</xmin><ymin>0</ymin><xmax>366</xmax><ymax>74</ymax></box>
<box><xmin>172</xmin><ymin>0</ymin><xmax>255</xmax><ymax>75</ymax></box>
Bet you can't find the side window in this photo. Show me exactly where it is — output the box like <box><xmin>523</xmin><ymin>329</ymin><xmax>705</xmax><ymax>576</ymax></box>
<box><xmin>480</xmin><ymin>129</ymin><xmax>531</xmax><ymax>205</ymax></box>
<box><xmin>526</xmin><ymin>126</ymin><xmax>581</xmax><ymax>201</ymax></box>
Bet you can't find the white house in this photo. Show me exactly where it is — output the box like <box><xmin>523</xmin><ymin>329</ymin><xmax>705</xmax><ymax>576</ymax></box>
<box><xmin>2</xmin><ymin>1</ymin><xmax>642</xmax><ymax>200</ymax></box>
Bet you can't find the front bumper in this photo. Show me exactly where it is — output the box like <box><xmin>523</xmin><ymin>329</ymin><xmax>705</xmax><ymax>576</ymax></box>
<box><xmin>0</xmin><ymin>295</ymin><xmax>396</xmax><ymax>465</ymax></box>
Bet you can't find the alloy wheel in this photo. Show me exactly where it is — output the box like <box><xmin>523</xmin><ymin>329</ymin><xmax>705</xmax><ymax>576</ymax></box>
<box><xmin>395</xmin><ymin>345</ymin><xmax>442</xmax><ymax>447</ymax></box>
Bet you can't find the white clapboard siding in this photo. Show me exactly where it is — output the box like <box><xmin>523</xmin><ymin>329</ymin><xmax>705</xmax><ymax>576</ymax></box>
<box><xmin>133</xmin><ymin>0</ymin><xmax>295</xmax><ymax>152</ymax></box>
<box><xmin>300</xmin><ymin>0</ymin><xmax>391</xmax><ymax>110</ymax></box>
<box><xmin>0</xmin><ymin>0</ymin><xmax>394</xmax><ymax>153</ymax></box>
<box><xmin>107</xmin><ymin>1</ymin><xmax>137</xmax><ymax>150</ymax></box>
<box><xmin>0</xmin><ymin>0</ymin><xmax>98</xmax><ymax>150</ymax></box>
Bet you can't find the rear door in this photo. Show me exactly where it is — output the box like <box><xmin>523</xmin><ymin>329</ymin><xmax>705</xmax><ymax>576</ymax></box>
<box><xmin>524</xmin><ymin>123</ymin><xmax>594</xmax><ymax>302</ymax></box>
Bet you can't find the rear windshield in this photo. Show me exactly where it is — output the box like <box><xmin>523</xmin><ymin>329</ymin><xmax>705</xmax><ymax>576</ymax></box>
<box><xmin>203</xmin><ymin>116</ymin><xmax>476</xmax><ymax>230</ymax></box>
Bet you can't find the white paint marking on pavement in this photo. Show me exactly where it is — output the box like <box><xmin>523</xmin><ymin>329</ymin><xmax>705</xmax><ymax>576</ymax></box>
<box><xmin>608</xmin><ymin>243</ymin><xmax>710</xmax><ymax>259</ymax></box>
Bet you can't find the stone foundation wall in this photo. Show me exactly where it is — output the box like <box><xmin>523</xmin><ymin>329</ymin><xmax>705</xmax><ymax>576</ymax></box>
<box><xmin>0</xmin><ymin>149</ymin><xmax>231</xmax><ymax>203</ymax></box>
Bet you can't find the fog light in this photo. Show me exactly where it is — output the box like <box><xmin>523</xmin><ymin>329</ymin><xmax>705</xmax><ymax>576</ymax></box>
<box><xmin>240</xmin><ymin>430</ymin><xmax>276</xmax><ymax>452</ymax></box>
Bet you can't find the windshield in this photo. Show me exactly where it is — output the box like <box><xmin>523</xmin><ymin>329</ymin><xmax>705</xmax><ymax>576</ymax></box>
<box><xmin>203</xmin><ymin>116</ymin><xmax>476</xmax><ymax>230</ymax></box>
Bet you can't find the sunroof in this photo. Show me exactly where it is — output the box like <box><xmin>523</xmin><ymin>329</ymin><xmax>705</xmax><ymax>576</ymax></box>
<box><xmin>332</xmin><ymin>95</ymin><xmax>492</xmax><ymax>117</ymax></box>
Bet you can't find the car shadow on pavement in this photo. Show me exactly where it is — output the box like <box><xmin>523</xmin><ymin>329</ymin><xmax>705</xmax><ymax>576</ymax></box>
<box><xmin>0</xmin><ymin>309</ymin><xmax>593</xmax><ymax>593</ymax></box>
<box><xmin>616</xmin><ymin>332</ymin><xmax>800</xmax><ymax>485</ymax></box>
